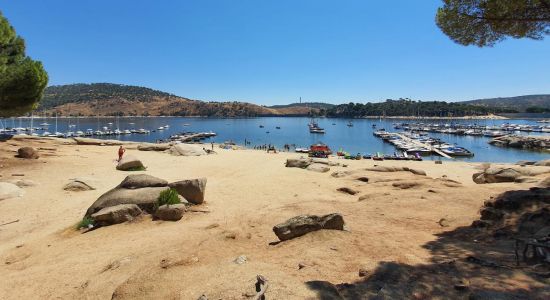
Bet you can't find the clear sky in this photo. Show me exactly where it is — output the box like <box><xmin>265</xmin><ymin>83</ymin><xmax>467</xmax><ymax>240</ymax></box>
<box><xmin>2</xmin><ymin>0</ymin><xmax>549</xmax><ymax>105</ymax></box>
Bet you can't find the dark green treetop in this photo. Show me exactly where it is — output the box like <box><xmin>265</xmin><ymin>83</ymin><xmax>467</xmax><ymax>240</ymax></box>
<box><xmin>436</xmin><ymin>0</ymin><xmax>550</xmax><ymax>47</ymax></box>
<box><xmin>0</xmin><ymin>11</ymin><xmax>48</xmax><ymax>117</ymax></box>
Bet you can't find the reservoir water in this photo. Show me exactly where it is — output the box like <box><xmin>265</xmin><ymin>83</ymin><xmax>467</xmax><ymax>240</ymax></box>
<box><xmin>4</xmin><ymin>116</ymin><xmax>549</xmax><ymax>163</ymax></box>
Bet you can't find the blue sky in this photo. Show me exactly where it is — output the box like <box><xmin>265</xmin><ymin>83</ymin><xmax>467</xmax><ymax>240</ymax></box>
<box><xmin>2</xmin><ymin>0</ymin><xmax>549</xmax><ymax>105</ymax></box>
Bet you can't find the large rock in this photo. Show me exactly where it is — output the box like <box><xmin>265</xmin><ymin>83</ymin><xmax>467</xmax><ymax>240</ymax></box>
<box><xmin>168</xmin><ymin>178</ymin><xmax>206</xmax><ymax>204</ymax></box>
<box><xmin>17</xmin><ymin>147</ymin><xmax>39</xmax><ymax>159</ymax></box>
<box><xmin>119</xmin><ymin>174</ymin><xmax>168</xmax><ymax>189</ymax></box>
<box><xmin>306</xmin><ymin>163</ymin><xmax>330</xmax><ymax>173</ymax></box>
<box><xmin>154</xmin><ymin>204</ymin><xmax>186</xmax><ymax>221</ymax></box>
<box><xmin>91</xmin><ymin>204</ymin><xmax>142</xmax><ymax>226</ymax></box>
<box><xmin>272</xmin><ymin>213</ymin><xmax>345</xmax><ymax>241</ymax></box>
<box><xmin>169</xmin><ymin>144</ymin><xmax>205</xmax><ymax>156</ymax></box>
<box><xmin>535</xmin><ymin>159</ymin><xmax>550</xmax><ymax>167</ymax></box>
<box><xmin>0</xmin><ymin>182</ymin><xmax>24</xmax><ymax>200</ymax></box>
<box><xmin>86</xmin><ymin>186</ymin><xmax>169</xmax><ymax>215</ymax></box>
<box><xmin>116</xmin><ymin>155</ymin><xmax>145</xmax><ymax>171</ymax></box>
<box><xmin>286</xmin><ymin>158</ymin><xmax>312</xmax><ymax>169</ymax></box>
<box><xmin>137</xmin><ymin>143</ymin><xmax>171</xmax><ymax>151</ymax></box>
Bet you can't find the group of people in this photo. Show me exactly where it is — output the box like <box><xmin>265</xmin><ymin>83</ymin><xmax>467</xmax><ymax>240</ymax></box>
<box><xmin>252</xmin><ymin>143</ymin><xmax>296</xmax><ymax>153</ymax></box>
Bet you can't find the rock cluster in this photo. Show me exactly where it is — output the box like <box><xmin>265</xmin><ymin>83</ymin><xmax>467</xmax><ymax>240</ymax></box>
<box><xmin>489</xmin><ymin>135</ymin><xmax>549</xmax><ymax>152</ymax></box>
<box><xmin>85</xmin><ymin>174</ymin><xmax>206</xmax><ymax>226</ymax></box>
<box><xmin>472</xmin><ymin>187</ymin><xmax>550</xmax><ymax>238</ymax></box>
<box><xmin>273</xmin><ymin>213</ymin><xmax>345</xmax><ymax>241</ymax></box>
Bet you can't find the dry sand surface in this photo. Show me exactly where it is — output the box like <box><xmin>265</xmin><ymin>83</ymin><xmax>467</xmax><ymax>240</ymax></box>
<box><xmin>0</xmin><ymin>137</ymin><xmax>548</xmax><ymax>299</ymax></box>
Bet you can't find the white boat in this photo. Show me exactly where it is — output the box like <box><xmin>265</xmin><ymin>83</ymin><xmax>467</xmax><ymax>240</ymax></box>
<box><xmin>123</xmin><ymin>129</ymin><xmax>132</xmax><ymax>134</ymax></box>
<box><xmin>157</xmin><ymin>127</ymin><xmax>165</xmax><ymax>130</ymax></box>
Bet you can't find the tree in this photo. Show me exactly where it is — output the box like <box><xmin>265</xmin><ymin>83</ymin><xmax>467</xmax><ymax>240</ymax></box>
<box><xmin>0</xmin><ymin>11</ymin><xmax>48</xmax><ymax>117</ymax></box>
<box><xmin>436</xmin><ymin>0</ymin><xmax>550</xmax><ymax>47</ymax></box>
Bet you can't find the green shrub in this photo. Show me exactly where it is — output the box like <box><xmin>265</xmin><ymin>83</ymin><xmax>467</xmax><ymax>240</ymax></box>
<box><xmin>156</xmin><ymin>188</ymin><xmax>181</xmax><ymax>210</ymax></box>
<box><xmin>76</xmin><ymin>216</ymin><xmax>95</xmax><ymax>229</ymax></box>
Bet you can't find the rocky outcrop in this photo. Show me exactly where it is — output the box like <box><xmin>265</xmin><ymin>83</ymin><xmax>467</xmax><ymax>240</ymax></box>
<box><xmin>0</xmin><ymin>182</ymin><xmax>24</xmax><ymax>200</ymax></box>
<box><xmin>169</xmin><ymin>144</ymin><xmax>205</xmax><ymax>156</ymax></box>
<box><xmin>91</xmin><ymin>204</ymin><xmax>142</xmax><ymax>226</ymax></box>
<box><xmin>535</xmin><ymin>159</ymin><xmax>550</xmax><ymax>167</ymax></box>
<box><xmin>17</xmin><ymin>147</ymin><xmax>39</xmax><ymax>159</ymax></box>
<box><xmin>154</xmin><ymin>204</ymin><xmax>186</xmax><ymax>221</ymax></box>
<box><xmin>116</xmin><ymin>155</ymin><xmax>145</xmax><ymax>171</ymax></box>
<box><xmin>285</xmin><ymin>158</ymin><xmax>312</xmax><ymax>168</ymax></box>
<box><xmin>168</xmin><ymin>178</ymin><xmax>206</xmax><ymax>204</ymax></box>
<box><xmin>537</xmin><ymin>176</ymin><xmax>550</xmax><ymax>188</ymax></box>
<box><xmin>120</xmin><ymin>174</ymin><xmax>168</xmax><ymax>189</ymax></box>
<box><xmin>489</xmin><ymin>135</ymin><xmax>550</xmax><ymax>152</ymax></box>
<box><xmin>365</xmin><ymin>166</ymin><xmax>426</xmax><ymax>176</ymax></box>
<box><xmin>472</xmin><ymin>165</ymin><xmax>550</xmax><ymax>184</ymax></box>
<box><xmin>73</xmin><ymin>137</ymin><xmax>134</xmax><ymax>146</ymax></box>
<box><xmin>472</xmin><ymin>188</ymin><xmax>550</xmax><ymax>238</ymax></box>
<box><xmin>272</xmin><ymin>213</ymin><xmax>345</xmax><ymax>241</ymax></box>
<box><xmin>86</xmin><ymin>186</ymin><xmax>169</xmax><ymax>216</ymax></box>
<box><xmin>137</xmin><ymin>143</ymin><xmax>171</xmax><ymax>151</ymax></box>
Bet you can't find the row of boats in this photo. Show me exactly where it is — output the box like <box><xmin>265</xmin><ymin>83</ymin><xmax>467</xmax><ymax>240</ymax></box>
<box><xmin>374</xmin><ymin>130</ymin><xmax>474</xmax><ymax>157</ymax></box>
<box><xmin>393</xmin><ymin>122</ymin><xmax>550</xmax><ymax>137</ymax></box>
<box><xmin>0</xmin><ymin>123</ymin><xmax>178</xmax><ymax>138</ymax></box>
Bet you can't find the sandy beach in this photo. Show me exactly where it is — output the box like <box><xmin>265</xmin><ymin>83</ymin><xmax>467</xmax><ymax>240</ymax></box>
<box><xmin>0</xmin><ymin>136</ymin><xmax>548</xmax><ymax>299</ymax></box>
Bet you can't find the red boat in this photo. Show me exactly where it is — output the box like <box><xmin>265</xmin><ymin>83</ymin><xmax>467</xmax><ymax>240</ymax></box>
<box><xmin>309</xmin><ymin>143</ymin><xmax>332</xmax><ymax>158</ymax></box>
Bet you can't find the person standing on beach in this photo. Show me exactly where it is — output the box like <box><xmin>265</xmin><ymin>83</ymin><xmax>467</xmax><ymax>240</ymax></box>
<box><xmin>118</xmin><ymin>146</ymin><xmax>125</xmax><ymax>162</ymax></box>
<box><xmin>211</xmin><ymin>142</ymin><xmax>214</xmax><ymax>151</ymax></box>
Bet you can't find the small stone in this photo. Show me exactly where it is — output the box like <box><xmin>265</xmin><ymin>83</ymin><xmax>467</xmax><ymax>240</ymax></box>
<box><xmin>225</xmin><ymin>232</ymin><xmax>237</xmax><ymax>239</ymax></box>
<box><xmin>358</xmin><ymin>268</ymin><xmax>369</xmax><ymax>277</ymax></box>
<box><xmin>233</xmin><ymin>255</ymin><xmax>247</xmax><ymax>265</ymax></box>
<box><xmin>454</xmin><ymin>279</ymin><xmax>469</xmax><ymax>291</ymax></box>
<box><xmin>438</xmin><ymin>218</ymin><xmax>450</xmax><ymax>227</ymax></box>
<box><xmin>298</xmin><ymin>262</ymin><xmax>307</xmax><ymax>269</ymax></box>
<box><xmin>337</xmin><ymin>187</ymin><xmax>359</xmax><ymax>195</ymax></box>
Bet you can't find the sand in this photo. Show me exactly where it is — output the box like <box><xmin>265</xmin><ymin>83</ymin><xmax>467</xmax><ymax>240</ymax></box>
<box><xmin>0</xmin><ymin>137</ymin><xmax>547</xmax><ymax>299</ymax></box>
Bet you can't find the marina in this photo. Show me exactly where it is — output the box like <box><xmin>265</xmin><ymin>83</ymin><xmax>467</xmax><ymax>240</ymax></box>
<box><xmin>0</xmin><ymin>116</ymin><xmax>549</xmax><ymax>163</ymax></box>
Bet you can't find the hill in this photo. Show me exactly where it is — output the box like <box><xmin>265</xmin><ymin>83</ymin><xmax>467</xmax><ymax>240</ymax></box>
<box><xmin>38</xmin><ymin>83</ymin><xmax>317</xmax><ymax>117</ymax></box>
<box><xmin>37</xmin><ymin>83</ymin><xmax>547</xmax><ymax>117</ymax></box>
<box><xmin>463</xmin><ymin>94</ymin><xmax>550</xmax><ymax>112</ymax></box>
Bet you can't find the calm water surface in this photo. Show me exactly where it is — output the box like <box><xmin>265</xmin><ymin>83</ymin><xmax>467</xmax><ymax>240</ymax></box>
<box><xmin>6</xmin><ymin>117</ymin><xmax>549</xmax><ymax>163</ymax></box>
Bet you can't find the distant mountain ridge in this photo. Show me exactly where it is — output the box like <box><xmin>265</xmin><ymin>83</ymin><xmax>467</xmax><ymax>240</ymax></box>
<box><xmin>39</xmin><ymin>83</ymin><xmax>316</xmax><ymax>117</ymax></box>
<box><xmin>463</xmin><ymin>95</ymin><xmax>550</xmax><ymax>112</ymax></box>
<box><xmin>38</xmin><ymin>83</ymin><xmax>549</xmax><ymax>117</ymax></box>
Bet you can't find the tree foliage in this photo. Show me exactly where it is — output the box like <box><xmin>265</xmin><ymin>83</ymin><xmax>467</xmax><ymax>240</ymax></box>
<box><xmin>0</xmin><ymin>11</ymin><xmax>48</xmax><ymax>117</ymax></box>
<box><xmin>325</xmin><ymin>99</ymin><xmax>517</xmax><ymax>118</ymax></box>
<box><xmin>436</xmin><ymin>0</ymin><xmax>550</xmax><ymax>46</ymax></box>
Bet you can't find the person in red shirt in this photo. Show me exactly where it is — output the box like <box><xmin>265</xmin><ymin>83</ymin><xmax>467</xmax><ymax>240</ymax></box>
<box><xmin>118</xmin><ymin>146</ymin><xmax>125</xmax><ymax>161</ymax></box>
